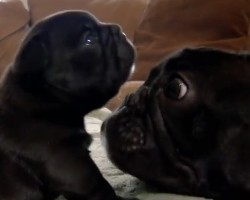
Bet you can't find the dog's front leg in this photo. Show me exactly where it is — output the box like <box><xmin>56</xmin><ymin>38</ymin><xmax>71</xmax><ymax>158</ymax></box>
<box><xmin>43</xmin><ymin>142</ymin><xmax>119</xmax><ymax>200</ymax></box>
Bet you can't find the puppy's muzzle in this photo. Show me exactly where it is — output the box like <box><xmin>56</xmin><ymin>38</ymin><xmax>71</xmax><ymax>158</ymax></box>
<box><xmin>102</xmin><ymin>24</ymin><xmax>126</xmax><ymax>41</ymax></box>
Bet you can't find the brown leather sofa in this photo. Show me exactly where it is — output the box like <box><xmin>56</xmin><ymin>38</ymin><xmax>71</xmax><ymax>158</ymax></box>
<box><xmin>1</xmin><ymin>0</ymin><xmax>250</xmax><ymax>110</ymax></box>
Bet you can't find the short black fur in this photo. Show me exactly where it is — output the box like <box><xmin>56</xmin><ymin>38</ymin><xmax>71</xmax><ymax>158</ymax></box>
<box><xmin>0</xmin><ymin>10</ymin><xmax>135</xmax><ymax>200</ymax></box>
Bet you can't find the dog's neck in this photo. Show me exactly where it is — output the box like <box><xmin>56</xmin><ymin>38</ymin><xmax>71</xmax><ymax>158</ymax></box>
<box><xmin>0</xmin><ymin>68</ymin><xmax>85</xmax><ymax>128</ymax></box>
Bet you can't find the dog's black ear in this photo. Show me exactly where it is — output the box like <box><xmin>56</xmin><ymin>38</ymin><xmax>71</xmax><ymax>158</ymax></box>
<box><xmin>13</xmin><ymin>31</ymin><xmax>49</xmax><ymax>74</ymax></box>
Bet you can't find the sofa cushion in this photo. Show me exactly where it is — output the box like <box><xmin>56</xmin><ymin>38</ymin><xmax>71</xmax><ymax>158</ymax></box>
<box><xmin>0</xmin><ymin>0</ymin><xmax>29</xmax><ymax>41</ymax></box>
<box><xmin>131</xmin><ymin>0</ymin><xmax>250</xmax><ymax>80</ymax></box>
<box><xmin>29</xmin><ymin>0</ymin><xmax>149</xmax><ymax>41</ymax></box>
<box><xmin>0</xmin><ymin>30</ymin><xmax>28</xmax><ymax>73</ymax></box>
<box><xmin>0</xmin><ymin>0</ymin><xmax>30</xmax><ymax>75</ymax></box>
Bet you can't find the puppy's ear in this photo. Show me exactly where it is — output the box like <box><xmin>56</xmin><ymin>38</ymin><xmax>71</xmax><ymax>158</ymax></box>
<box><xmin>14</xmin><ymin>32</ymin><xmax>49</xmax><ymax>74</ymax></box>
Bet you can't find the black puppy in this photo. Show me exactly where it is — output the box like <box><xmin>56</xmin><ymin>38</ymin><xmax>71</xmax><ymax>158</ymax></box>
<box><xmin>102</xmin><ymin>48</ymin><xmax>250</xmax><ymax>200</ymax></box>
<box><xmin>0</xmin><ymin>11</ymin><xmax>135</xmax><ymax>200</ymax></box>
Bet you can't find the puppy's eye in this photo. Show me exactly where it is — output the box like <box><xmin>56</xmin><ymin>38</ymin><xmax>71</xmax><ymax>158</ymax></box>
<box><xmin>81</xmin><ymin>32</ymin><xmax>99</xmax><ymax>46</ymax></box>
<box><xmin>164</xmin><ymin>78</ymin><xmax>187</xmax><ymax>100</ymax></box>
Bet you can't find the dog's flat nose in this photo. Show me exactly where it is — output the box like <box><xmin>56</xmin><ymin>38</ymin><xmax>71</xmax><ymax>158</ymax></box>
<box><xmin>101</xmin><ymin>24</ymin><xmax>125</xmax><ymax>43</ymax></box>
<box><xmin>107</xmin><ymin>24</ymin><xmax>127</xmax><ymax>39</ymax></box>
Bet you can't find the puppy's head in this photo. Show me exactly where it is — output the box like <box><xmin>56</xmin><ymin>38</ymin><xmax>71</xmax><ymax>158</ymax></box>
<box><xmin>13</xmin><ymin>11</ymin><xmax>135</xmax><ymax>112</ymax></box>
<box><xmin>102</xmin><ymin>48</ymin><xmax>250</xmax><ymax>198</ymax></box>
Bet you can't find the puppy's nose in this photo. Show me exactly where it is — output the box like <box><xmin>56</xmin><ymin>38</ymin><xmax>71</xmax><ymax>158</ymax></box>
<box><xmin>110</xmin><ymin>24</ymin><xmax>122</xmax><ymax>35</ymax></box>
<box><xmin>109</xmin><ymin>24</ymin><xmax>127</xmax><ymax>39</ymax></box>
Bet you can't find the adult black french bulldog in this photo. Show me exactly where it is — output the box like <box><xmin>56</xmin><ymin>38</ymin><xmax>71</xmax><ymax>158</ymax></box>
<box><xmin>102</xmin><ymin>48</ymin><xmax>250</xmax><ymax>200</ymax></box>
<box><xmin>0</xmin><ymin>11</ymin><xmax>135</xmax><ymax>200</ymax></box>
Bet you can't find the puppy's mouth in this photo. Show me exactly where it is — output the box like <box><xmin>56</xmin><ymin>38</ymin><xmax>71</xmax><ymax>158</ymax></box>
<box><xmin>102</xmin><ymin>87</ymin><xmax>198</xmax><ymax>190</ymax></box>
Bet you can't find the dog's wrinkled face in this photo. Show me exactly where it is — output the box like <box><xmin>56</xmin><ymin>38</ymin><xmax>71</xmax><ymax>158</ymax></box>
<box><xmin>13</xmin><ymin>11</ymin><xmax>135</xmax><ymax>113</ymax></box>
<box><xmin>0</xmin><ymin>11</ymin><xmax>136</xmax><ymax>200</ymax></box>
<box><xmin>102</xmin><ymin>48</ymin><xmax>250</xmax><ymax>199</ymax></box>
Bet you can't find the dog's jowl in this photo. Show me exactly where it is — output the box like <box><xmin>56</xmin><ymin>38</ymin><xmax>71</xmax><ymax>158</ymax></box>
<box><xmin>0</xmin><ymin>11</ymin><xmax>135</xmax><ymax>200</ymax></box>
<box><xmin>102</xmin><ymin>48</ymin><xmax>250</xmax><ymax>200</ymax></box>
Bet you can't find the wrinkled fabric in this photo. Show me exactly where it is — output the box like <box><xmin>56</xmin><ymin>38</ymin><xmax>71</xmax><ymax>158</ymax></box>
<box><xmin>0</xmin><ymin>0</ymin><xmax>29</xmax><ymax>74</ymax></box>
<box><xmin>132</xmin><ymin>0</ymin><xmax>250</xmax><ymax>80</ymax></box>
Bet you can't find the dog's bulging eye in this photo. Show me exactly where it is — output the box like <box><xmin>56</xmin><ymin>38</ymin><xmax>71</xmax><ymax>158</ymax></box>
<box><xmin>81</xmin><ymin>32</ymin><xmax>99</xmax><ymax>46</ymax></box>
<box><xmin>164</xmin><ymin>78</ymin><xmax>187</xmax><ymax>100</ymax></box>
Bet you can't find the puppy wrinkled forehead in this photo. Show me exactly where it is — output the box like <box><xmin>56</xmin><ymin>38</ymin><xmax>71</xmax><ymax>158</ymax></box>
<box><xmin>38</xmin><ymin>10</ymin><xmax>100</xmax><ymax>31</ymax></box>
<box><xmin>47</xmin><ymin>10</ymin><xmax>98</xmax><ymax>21</ymax></box>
